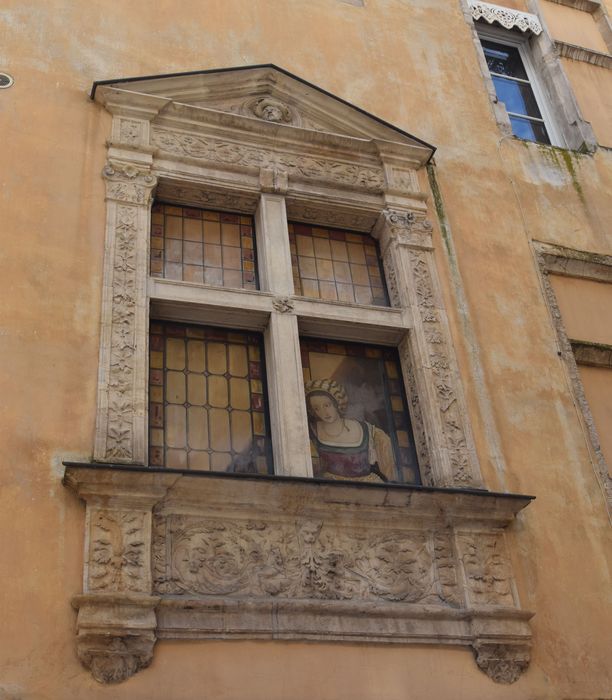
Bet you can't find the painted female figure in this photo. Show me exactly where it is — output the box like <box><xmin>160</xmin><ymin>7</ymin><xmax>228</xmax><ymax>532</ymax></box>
<box><xmin>304</xmin><ymin>379</ymin><xmax>396</xmax><ymax>482</ymax></box>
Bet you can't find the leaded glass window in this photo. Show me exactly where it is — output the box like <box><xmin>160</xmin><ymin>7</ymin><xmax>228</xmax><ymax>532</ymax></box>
<box><xmin>150</xmin><ymin>203</ymin><xmax>258</xmax><ymax>290</ymax></box>
<box><xmin>301</xmin><ymin>337</ymin><xmax>420</xmax><ymax>484</ymax></box>
<box><xmin>149</xmin><ymin>322</ymin><xmax>272</xmax><ymax>473</ymax></box>
<box><xmin>289</xmin><ymin>222</ymin><xmax>389</xmax><ymax>306</ymax></box>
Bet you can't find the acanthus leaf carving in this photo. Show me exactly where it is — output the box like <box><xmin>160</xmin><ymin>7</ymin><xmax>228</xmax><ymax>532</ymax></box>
<box><xmin>103</xmin><ymin>160</ymin><xmax>157</xmax><ymax>205</ymax></box>
<box><xmin>154</xmin><ymin>515</ymin><xmax>450</xmax><ymax>605</ymax></box>
<box><xmin>88</xmin><ymin>510</ymin><xmax>148</xmax><ymax>592</ymax></box>
<box><xmin>458</xmin><ymin>532</ymin><xmax>515</xmax><ymax>607</ymax></box>
<box><xmin>272</xmin><ymin>297</ymin><xmax>295</xmax><ymax>313</ymax></box>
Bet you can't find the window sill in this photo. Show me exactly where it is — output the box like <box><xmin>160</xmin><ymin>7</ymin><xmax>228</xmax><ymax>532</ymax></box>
<box><xmin>63</xmin><ymin>463</ymin><xmax>534</xmax><ymax>685</ymax></box>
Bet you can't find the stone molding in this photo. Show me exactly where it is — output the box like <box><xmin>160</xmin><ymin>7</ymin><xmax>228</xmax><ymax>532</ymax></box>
<box><xmin>556</xmin><ymin>40</ymin><xmax>612</xmax><ymax>68</ymax></box>
<box><xmin>571</xmin><ymin>340</ymin><xmax>612</xmax><ymax>368</ymax></box>
<box><xmin>533</xmin><ymin>241</ymin><xmax>612</xmax><ymax>511</ymax></box>
<box><xmin>374</xmin><ymin>210</ymin><xmax>483</xmax><ymax>488</ymax></box>
<box><xmin>64</xmin><ymin>464</ymin><xmax>534</xmax><ymax>684</ymax></box>
<box><xmin>468</xmin><ymin>0</ymin><xmax>543</xmax><ymax>34</ymax></box>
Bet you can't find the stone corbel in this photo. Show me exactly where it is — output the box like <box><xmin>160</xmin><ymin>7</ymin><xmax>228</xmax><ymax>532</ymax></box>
<box><xmin>373</xmin><ymin>209</ymin><xmax>483</xmax><ymax>488</ymax></box>
<box><xmin>93</xmin><ymin>159</ymin><xmax>157</xmax><ymax>465</ymax></box>
<box><xmin>64</xmin><ymin>469</ymin><xmax>175</xmax><ymax>683</ymax></box>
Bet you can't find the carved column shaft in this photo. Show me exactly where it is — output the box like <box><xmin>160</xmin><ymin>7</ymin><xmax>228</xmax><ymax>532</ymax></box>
<box><xmin>94</xmin><ymin>158</ymin><xmax>157</xmax><ymax>465</ymax></box>
<box><xmin>375</xmin><ymin>210</ymin><xmax>483</xmax><ymax>488</ymax></box>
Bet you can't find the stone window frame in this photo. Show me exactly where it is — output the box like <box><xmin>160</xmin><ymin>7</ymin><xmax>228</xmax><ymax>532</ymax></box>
<box><xmin>462</xmin><ymin>0</ymin><xmax>598</xmax><ymax>150</ymax></box>
<box><xmin>63</xmin><ymin>66</ymin><xmax>534</xmax><ymax>686</ymax></box>
<box><xmin>534</xmin><ymin>240</ymin><xmax>612</xmax><ymax>511</ymax></box>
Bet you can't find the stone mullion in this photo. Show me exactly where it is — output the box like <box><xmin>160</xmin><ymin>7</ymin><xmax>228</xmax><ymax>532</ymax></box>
<box><xmin>376</xmin><ymin>210</ymin><xmax>483</xmax><ymax>488</ymax></box>
<box><xmin>256</xmin><ymin>189</ymin><xmax>313</xmax><ymax>477</ymax></box>
<box><xmin>94</xmin><ymin>160</ymin><xmax>156</xmax><ymax>465</ymax></box>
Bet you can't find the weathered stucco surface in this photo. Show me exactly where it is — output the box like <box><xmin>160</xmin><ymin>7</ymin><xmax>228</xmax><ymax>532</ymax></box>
<box><xmin>0</xmin><ymin>0</ymin><xmax>611</xmax><ymax>698</ymax></box>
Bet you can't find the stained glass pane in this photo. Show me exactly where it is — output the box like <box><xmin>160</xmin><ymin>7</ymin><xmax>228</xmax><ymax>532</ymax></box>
<box><xmin>289</xmin><ymin>223</ymin><xmax>389</xmax><ymax>307</ymax></box>
<box><xmin>300</xmin><ymin>337</ymin><xmax>420</xmax><ymax>484</ymax></box>
<box><xmin>149</xmin><ymin>322</ymin><xmax>273</xmax><ymax>473</ymax></box>
<box><xmin>150</xmin><ymin>203</ymin><xmax>259</xmax><ymax>290</ymax></box>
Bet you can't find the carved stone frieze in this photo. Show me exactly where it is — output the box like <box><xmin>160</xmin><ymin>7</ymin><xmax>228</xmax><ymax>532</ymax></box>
<box><xmin>65</xmin><ymin>465</ymin><xmax>533</xmax><ymax>684</ymax></box>
<box><xmin>155</xmin><ymin>181</ymin><xmax>258</xmax><ymax>213</ymax></box>
<box><xmin>285</xmin><ymin>201</ymin><xmax>378</xmax><ymax>232</ymax></box>
<box><xmin>151</xmin><ymin>127</ymin><xmax>385</xmax><ymax>192</ymax></box>
<box><xmin>118</xmin><ymin>118</ymin><xmax>144</xmax><ymax>146</ymax></box>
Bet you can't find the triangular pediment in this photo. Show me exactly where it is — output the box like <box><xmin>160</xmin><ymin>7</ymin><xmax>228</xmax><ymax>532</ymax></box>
<box><xmin>92</xmin><ymin>64</ymin><xmax>434</xmax><ymax>158</ymax></box>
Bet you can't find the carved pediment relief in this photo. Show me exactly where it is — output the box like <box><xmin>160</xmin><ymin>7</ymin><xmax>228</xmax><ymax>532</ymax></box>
<box><xmin>91</xmin><ymin>64</ymin><xmax>434</xmax><ymax>160</ymax></box>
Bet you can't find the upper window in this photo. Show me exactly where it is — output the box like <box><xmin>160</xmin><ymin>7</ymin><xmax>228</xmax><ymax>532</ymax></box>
<box><xmin>476</xmin><ymin>25</ymin><xmax>559</xmax><ymax>145</ymax></box>
<box><xmin>480</xmin><ymin>38</ymin><xmax>550</xmax><ymax>144</ymax></box>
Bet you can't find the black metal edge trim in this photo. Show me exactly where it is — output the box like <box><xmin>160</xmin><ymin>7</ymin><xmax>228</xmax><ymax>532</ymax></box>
<box><xmin>62</xmin><ymin>461</ymin><xmax>534</xmax><ymax>501</ymax></box>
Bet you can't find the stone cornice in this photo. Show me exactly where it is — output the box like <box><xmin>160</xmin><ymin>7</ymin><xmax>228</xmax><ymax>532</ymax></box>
<box><xmin>556</xmin><ymin>40</ymin><xmax>612</xmax><ymax>68</ymax></box>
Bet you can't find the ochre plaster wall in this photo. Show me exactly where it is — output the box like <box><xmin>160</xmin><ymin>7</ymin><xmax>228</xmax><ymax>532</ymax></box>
<box><xmin>0</xmin><ymin>1</ymin><xmax>611</xmax><ymax>699</ymax></box>
<box><xmin>578</xmin><ymin>365</ymin><xmax>612</xmax><ymax>468</ymax></box>
<box><xmin>539</xmin><ymin>0</ymin><xmax>610</xmax><ymax>52</ymax></box>
<box><xmin>549</xmin><ymin>275</ymin><xmax>612</xmax><ymax>345</ymax></box>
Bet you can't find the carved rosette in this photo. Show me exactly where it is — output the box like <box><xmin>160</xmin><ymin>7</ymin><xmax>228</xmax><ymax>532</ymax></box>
<box><xmin>376</xmin><ymin>209</ymin><xmax>482</xmax><ymax>488</ymax></box>
<box><xmin>95</xmin><ymin>161</ymin><xmax>157</xmax><ymax>464</ymax></box>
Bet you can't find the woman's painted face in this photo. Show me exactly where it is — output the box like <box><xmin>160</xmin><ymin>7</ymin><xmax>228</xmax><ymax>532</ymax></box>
<box><xmin>308</xmin><ymin>394</ymin><xmax>339</xmax><ymax>423</ymax></box>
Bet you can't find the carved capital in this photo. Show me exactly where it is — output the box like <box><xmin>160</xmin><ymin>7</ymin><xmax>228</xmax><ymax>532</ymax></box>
<box><xmin>473</xmin><ymin>641</ymin><xmax>531</xmax><ymax>684</ymax></box>
<box><xmin>259</xmin><ymin>167</ymin><xmax>289</xmax><ymax>194</ymax></box>
<box><xmin>103</xmin><ymin>160</ymin><xmax>157</xmax><ymax>205</ymax></box>
<box><xmin>374</xmin><ymin>209</ymin><xmax>433</xmax><ymax>253</ymax></box>
<box><xmin>272</xmin><ymin>296</ymin><xmax>295</xmax><ymax>313</ymax></box>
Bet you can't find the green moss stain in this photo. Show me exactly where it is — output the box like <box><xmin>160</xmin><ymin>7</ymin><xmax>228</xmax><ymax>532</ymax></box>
<box><xmin>427</xmin><ymin>163</ymin><xmax>453</xmax><ymax>260</ymax></box>
<box><xmin>531</xmin><ymin>142</ymin><xmax>587</xmax><ymax>208</ymax></box>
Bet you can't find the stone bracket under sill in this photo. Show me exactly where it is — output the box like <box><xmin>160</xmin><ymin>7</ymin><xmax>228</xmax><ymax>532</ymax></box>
<box><xmin>63</xmin><ymin>463</ymin><xmax>534</xmax><ymax>685</ymax></box>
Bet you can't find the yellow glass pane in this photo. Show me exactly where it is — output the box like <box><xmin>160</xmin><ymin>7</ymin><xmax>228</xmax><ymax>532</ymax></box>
<box><xmin>330</xmin><ymin>240</ymin><xmax>348</xmax><ymax>261</ymax></box>
<box><xmin>296</xmin><ymin>235</ymin><xmax>314</xmax><ymax>256</ymax></box>
<box><xmin>209</xmin><ymin>409</ymin><xmax>231</xmax><ymax>451</ymax></box>
<box><xmin>299</xmin><ymin>256</ymin><xmax>317</xmax><ymax>279</ymax></box>
<box><xmin>248</xmin><ymin>345</ymin><xmax>261</xmax><ymax>361</ymax></box>
<box><xmin>229</xmin><ymin>344</ymin><xmax>248</xmax><ymax>377</ymax></box>
<box><xmin>183</xmin><ymin>219</ymin><xmax>202</xmax><ymax>242</ymax></box>
<box><xmin>207</xmin><ymin>342</ymin><xmax>227</xmax><ymax>374</ymax></box>
<box><xmin>301</xmin><ymin>279</ymin><xmax>320</xmax><ymax>298</ymax></box>
<box><xmin>316</xmin><ymin>259</ymin><xmax>334</xmax><ymax>281</ymax></box>
<box><xmin>229</xmin><ymin>377</ymin><xmax>250</xmax><ymax>410</ymax></box>
<box><xmin>354</xmin><ymin>286</ymin><xmax>373</xmax><ymax>305</ymax></box>
<box><xmin>223</xmin><ymin>246</ymin><xmax>241</xmax><ymax>270</ymax></box>
<box><xmin>385</xmin><ymin>360</ymin><xmax>399</xmax><ymax>379</ymax></box>
<box><xmin>319</xmin><ymin>281</ymin><xmax>338</xmax><ymax>301</ymax></box>
<box><xmin>333</xmin><ymin>261</ymin><xmax>351</xmax><ymax>283</ymax></box>
<box><xmin>203</xmin><ymin>220</ymin><xmax>221</xmax><ymax>244</ymax></box>
<box><xmin>397</xmin><ymin>430</ymin><xmax>410</xmax><ymax>448</ymax></box>
<box><xmin>231</xmin><ymin>410</ymin><xmax>252</xmax><ymax>452</ymax></box>
<box><xmin>188</xmin><ymin>406</ymin><xmax>209</xmax><ymax>449</ymax></box>
<box><xmin>391</xmin><ymin>396</ymin><xmax>404</xmax><ymax>411</ymax></box>
<box><xmin>252</xmin><ymin>411</ymin><xmax>266</xmax><ymax>436</ymax></box>
<box><xmin>189</xmin><ymin>451</ymin><xmax>210</xmax><ymax>470</ymax></box>
<box><xmin>165</xmin><ymin>216</ymin><xmax>183</xmax><ymax>239</ymax></box>
<box><xmin>166</xmin><ymin>449</ymin><xmax>187</xmax><ymax>468</ymax></box>
<box><xmin>208</xmin><ymin>375</ymin><xmax>229</xmax><ymax>408</ymax></box>
<box><xmin>211</xmin><ymin>452</ymin><xmax>231</xmax><ymax>471</ymax></box>
<box><xmin>350</xmin><ymin>264</ymin><xmax>370</xmax><ymax>286</ymax></box>
<box><xmin>313</xmin><ymin>237</ymin><xmax>332</xmax><ymax>259</ymax></box>
<box><xmin>337</xmin><ymin>283</ymin><xmax>355</xmax><ymax>303</ymax></box>
<box><xmin>347</xmin><ymin>243</ymin><xmax>366</xmax><ymax>264</ymax></box>
<box><xmin>221</xmin><ymin>223</ymin><xmax>240</xmax><ymax>247</ymax></box>
<box><xmin>187</xmin><ymin>373</ymin><xmax>206</xmax><ymax>405</ymax></box>
<box><xmin>149</xmin><ymin>385</ymin><xmax>163</xmax><ymax>402</ymax></box>
<box><xmin>166</xmin><ymin>338</ymin><xmax>186</xmax><ymax>370</ymax></box>
<box><xmin>250</xmin><ymin>379</ymin><xmax>263</xmax><ymax>394</ymax></box>
<box><xmin>150</xmin><ymin>351</ymin><xmax>164</xmax><ymax>369</ymax></box>
<box><xmin>187</xmin><ymin>340</ymin><xmax>205</xmax><ymax>372</ymax></box>
<box><xmin>150</xmin><ymin>428</ymin><xmax>164</xmax><ymax>446</ymax></box>
<box><xmin>166</xmin><ymin>405</ymin><xmax>187</xmax><ymax>448</ymax></box>
<box><xmin>166</xmin><ymin>370</ymin><xmax>186</xmax><ymax>404</ymax></box>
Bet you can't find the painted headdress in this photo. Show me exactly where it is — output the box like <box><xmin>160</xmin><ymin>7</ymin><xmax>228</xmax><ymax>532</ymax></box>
<box><xmin>304</xmin><ymin>378</ymin><xmax>349</xmax><ymax>417</ymax></box>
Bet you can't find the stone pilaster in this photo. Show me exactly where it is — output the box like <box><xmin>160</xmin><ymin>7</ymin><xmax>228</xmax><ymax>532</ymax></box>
<box><xmin>93</xmin><ymin>158</ymin><xmax>157</xmax><ymax>464</ymax></box>
<box><xmin>374</xmin><ymin>209</ymin><xmax>483</xmax><ymax>488</ymax></box>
